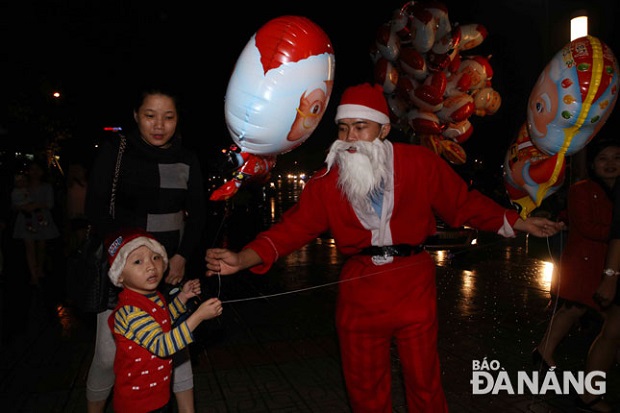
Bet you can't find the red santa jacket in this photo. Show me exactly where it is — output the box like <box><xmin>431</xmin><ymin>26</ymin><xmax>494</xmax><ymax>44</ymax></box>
<box><xmin>246</xmin><ymin>142</ymin><xmax>518</xmax><ymax>266</ymax></box>
<box><xmin>244</xmin><ymin>142</ymin><xmax>519</xmax><ymax>321</ymax></box>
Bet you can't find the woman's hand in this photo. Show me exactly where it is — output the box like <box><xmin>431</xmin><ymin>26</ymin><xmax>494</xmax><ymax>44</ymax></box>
<box><xmin>165</xmin><ymin>254</ymin><xmax>186</xmax><ymax>285</ymax></box>
<box><xmin>593</xmin><ymin>275</ymin><xmax>618</xmax><ymax>309</ymax></box>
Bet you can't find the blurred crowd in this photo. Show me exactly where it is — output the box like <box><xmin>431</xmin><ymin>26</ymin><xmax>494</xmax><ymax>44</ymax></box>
<box><xmin>0</xmin><ymin>153</ymin><xmax>88</xmax><ymax>297</ymax></box>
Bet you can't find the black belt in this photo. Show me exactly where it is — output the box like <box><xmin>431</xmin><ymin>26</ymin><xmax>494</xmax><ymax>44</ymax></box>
<box><xmin>359</xmin><ymin>244</ymin><xmax>425</xmax><ymax>257</ymax></box>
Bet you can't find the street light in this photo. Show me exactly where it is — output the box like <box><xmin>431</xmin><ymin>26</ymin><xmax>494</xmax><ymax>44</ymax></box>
<box><xmin>570</xmin><ymin>12</ymin><xmax>588</xmax><ymax>41</ymax></box>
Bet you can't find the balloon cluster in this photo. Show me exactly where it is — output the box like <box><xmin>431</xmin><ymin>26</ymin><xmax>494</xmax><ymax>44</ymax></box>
<box><xmin>371</xmin><ymin>0</ymin><xmax>501</xmax><ymax>164</ymax></box>
<box><xmin>503</xmin><ymin>35</ymin><xmax>619</xmax><ymax>218</ymax></box>
<box><xmin>211</xmin><ymin>15</ymin><xmax>335</xmax><ymax>201</ymax></box>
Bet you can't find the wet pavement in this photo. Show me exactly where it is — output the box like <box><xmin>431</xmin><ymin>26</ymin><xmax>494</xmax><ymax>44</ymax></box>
<box><xmin>0</xmin><ymin>212</ymin><xmax>619</xmax><ymax>412</ymax></box>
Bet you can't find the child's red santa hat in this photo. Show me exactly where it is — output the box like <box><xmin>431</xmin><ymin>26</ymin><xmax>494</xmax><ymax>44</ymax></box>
<box><xmin>335</xmin><ymin>83</ymin><xmax>390</xmax><ymax>125</ymax></box>
<box><xmin>106</xmin><ymin>228</ymin><xmax>168</xmax><ymax>287</ymax></box>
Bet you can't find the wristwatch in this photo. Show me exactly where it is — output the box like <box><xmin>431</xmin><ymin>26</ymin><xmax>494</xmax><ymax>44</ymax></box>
<box><xmin>603</xmin><ymin>268</ymin><xmax>619</xmax><ymax>277</ymax></box>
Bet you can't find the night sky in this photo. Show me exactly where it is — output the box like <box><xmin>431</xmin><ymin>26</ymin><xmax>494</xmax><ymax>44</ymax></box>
<box><xmin>5</xmin><ymin>0</ymin><xmax>620</xmax><ymax>174</ymax></box>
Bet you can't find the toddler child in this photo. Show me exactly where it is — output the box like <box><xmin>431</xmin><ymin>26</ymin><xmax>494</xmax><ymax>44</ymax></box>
<box><xmin>105</xmin><ymin>228</ymin><xmax>223</xmax><ymax>413</ymax></box>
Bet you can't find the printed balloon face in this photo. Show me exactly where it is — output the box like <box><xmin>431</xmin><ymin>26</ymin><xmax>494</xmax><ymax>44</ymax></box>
<box><xmin>225</xmin><ymin>16</ymin><xmax>335</xmax><ymax>156</ymax></box>
<box><xmin>526</xmin><ymin>36</ymin><xmax>619</xmax><ymax>156</ymax></box>
<box><xmin>472</xmin><ymin>87</ymin><xmax>501</xmax><ymax>116</ymax></box>
<box><xmin>457</xmin><ymin>56</ymin><xmax>492</xmax><ymax>91</ymax></box>
<box><xmin>286</xmin><ymin>87</ymin><xmax>331</xmax><ymax>144</ymax></box>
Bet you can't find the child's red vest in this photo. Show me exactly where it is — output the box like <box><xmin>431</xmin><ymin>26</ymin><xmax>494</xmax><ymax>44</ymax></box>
<box><xmin>108</xmin><ymin>289</ymin><xmax>173</xmax><ymax>413</ymax></box>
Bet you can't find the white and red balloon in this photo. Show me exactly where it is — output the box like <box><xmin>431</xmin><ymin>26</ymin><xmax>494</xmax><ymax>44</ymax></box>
<box><xmin>372</xmin><ymin>0</ymin><xmax>500</xmax><ymax>164</ymax></box>
<box><xmin>212</xmin><ymin>15</ymin><xmax>335</xmax><ymax>201</ymax></box>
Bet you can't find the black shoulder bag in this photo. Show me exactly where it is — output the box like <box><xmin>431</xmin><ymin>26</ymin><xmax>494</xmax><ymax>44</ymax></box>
<box><xmin>66</xmin><ymin>136</ymin><xmax>126</xmax><ymax>313</ymax></box>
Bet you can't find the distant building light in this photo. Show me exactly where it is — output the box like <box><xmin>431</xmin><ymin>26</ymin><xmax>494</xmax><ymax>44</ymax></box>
<box><xmin>103</xmin><ymin>127</ymin><xmax>123</xmax><ymax>132</ymax></box>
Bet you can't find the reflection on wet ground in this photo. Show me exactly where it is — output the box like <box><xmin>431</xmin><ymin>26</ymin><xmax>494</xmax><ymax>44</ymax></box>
<box><xmin>0</xmin><ymin>193</ymin><xmax>618</xmax><ymax>412</ymax></box>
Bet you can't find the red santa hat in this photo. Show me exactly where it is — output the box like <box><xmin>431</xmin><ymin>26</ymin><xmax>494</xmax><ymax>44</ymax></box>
<box><xmin>335</xmin><ymin>83</ymin><xmax>390</xmax><ymax>124</ymax></box>
<box><xmin>106</xmin><ymin>228</ymin><xmax>168</xmax><ymax>287</ymax></box>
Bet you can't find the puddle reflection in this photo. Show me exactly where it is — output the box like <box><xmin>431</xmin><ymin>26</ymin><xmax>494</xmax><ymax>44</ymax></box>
<box><xmin>537</xmin><ymin>261</ymin><xmax>555</xmax><ymax>291</ymax></box>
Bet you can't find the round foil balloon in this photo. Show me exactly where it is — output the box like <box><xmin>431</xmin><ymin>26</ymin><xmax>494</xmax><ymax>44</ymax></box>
<box><xmin>504</xmin><ymin>123</ymin><xmax>566</xmax><ymax>218</ymax></box>
<box><xmin>526</xmin><ymin>36</ymin><xmax>619</xmax><ymax>156</ymax></box>
<box><xmin>371</xmin><ymin>2</ymin><xmax>499</xmax><ymax>165</ymax></box>
<box><xmin>225</xmin><ymin>16</ymin><xmax>336</xmax><ymax>156</ymax></box>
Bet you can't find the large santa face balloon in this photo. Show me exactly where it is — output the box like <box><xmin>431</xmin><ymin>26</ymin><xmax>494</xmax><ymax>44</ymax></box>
<box><xmin>225</xmin><ymin>16</ymin><xmax>336</xmax><ymax>156</ymax></box>
<box><xmin>526</xmin><ymin>36</ymin><xmax>619</xmax><ymax>156</ymax></box>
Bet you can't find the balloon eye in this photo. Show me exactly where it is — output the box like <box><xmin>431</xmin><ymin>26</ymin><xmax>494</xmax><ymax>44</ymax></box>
<box><xmin>310</xmin><ymin>103</ymin><xmax>323</xmax><ymax>115</ymax></box>
<box><xmin>535</xmin><ymin>102</ymin><xmax>543</xmax><ymax>113</ymax></box>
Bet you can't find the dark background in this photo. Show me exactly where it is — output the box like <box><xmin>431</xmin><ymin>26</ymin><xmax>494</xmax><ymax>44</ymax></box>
<box><xmin>4</xmin><ymin>0</ymin><xmax>620</xmax><ymax>175</ymax></box>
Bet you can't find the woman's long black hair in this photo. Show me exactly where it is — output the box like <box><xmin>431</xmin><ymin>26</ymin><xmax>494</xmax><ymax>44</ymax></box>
<box><xmin>587</xmin><ymin>136</ymin><xmax>620</xmax><ymax>199</ymax></box>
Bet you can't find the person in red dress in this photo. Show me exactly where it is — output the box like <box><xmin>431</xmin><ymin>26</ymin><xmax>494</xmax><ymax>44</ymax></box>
<box><xmin>534</xmin><ymin>138</ymin><xmax>620</xmax><ymax>373</ymax></box>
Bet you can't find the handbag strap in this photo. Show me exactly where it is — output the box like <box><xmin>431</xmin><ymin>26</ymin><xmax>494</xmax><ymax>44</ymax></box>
<box><xmin>109</xmin><ymin>135</ymin><xmax>127</xmax><ymax>219</ymax></box>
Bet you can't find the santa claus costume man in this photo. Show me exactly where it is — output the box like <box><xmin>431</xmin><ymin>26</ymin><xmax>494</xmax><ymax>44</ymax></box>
<box><xmin>205</xmin><ymin>83</ymin><xmax>564</xmax><ymax>412</ymax></box>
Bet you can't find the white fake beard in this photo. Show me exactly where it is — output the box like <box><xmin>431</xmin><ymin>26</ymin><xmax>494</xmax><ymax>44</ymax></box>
<box><xmin>325</xmin><ymin>139</ymin><xmax>390</xmax><ymax>210</ymax></box>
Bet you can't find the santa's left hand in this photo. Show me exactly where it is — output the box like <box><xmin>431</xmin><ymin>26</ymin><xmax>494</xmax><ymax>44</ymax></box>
<box><xmin>514</xmin><ymin>217</ymin><xmax>565</xmax><ymax>237</ymax></box>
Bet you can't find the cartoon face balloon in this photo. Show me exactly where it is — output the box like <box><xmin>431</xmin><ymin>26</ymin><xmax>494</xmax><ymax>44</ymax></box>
<box><xmin>526</xmin><ymin>36</ymin><xmax>619</xmax><ymax>156</ymax></box>
<box><xmin>225</xmin><ymin>16</ymin><xmax>336</xmax><ymax>156</ymax></box>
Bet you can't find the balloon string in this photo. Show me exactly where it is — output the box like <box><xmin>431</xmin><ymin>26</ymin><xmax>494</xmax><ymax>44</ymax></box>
<box><xmin>220</xmin><ymin>259</ymin><xmax>423</xmax><ymax>304</ymax></box>
<box><xmin>217</xmin><ymin>235</ymin><xmax>551</xmax><ymax>305</ymax></box>
<box><xmin>537</xmin><ymin>232</ymin><xmax>563</xmax><ymax>367</ymax></box>
<box><xmin>208</xmin><ymin>209</ymin><xmax>229</xmax><ymax>299</ymax></box>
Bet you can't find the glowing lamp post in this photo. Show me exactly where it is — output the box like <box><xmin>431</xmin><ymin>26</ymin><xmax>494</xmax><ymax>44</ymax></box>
<box><xmin>570</xmin><ymin>13</ymin><xmax>588</xmax><ymax>41</ymax></box>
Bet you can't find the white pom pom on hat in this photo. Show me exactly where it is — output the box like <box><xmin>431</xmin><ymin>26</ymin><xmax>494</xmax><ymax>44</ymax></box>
<box><xmin>334</xmin><ymin>83</ymin><xmax>390</xmax><ymax>124</ymax></box>
<box><xmin>105</xmin><ymin>228</ymin><xmax>168</xmax><ymax>287</ymax></box>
